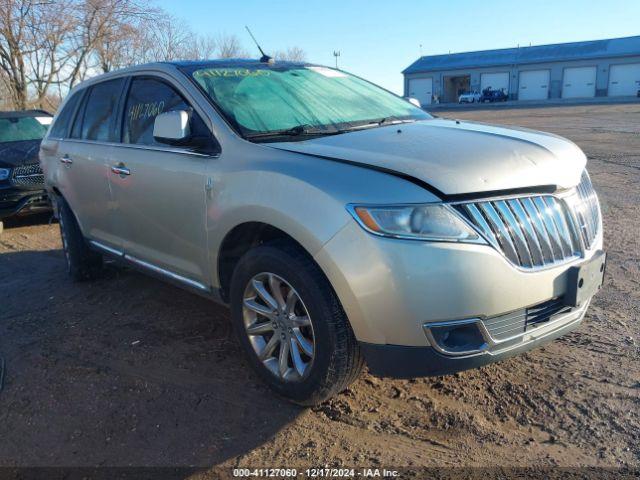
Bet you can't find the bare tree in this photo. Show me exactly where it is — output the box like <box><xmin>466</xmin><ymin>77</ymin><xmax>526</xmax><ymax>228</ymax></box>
<box><xmin>0</xmin><ymin>0</ymin><xmax>259</xmax><ymax>110</ymax></box>
<box><xmin>64</xmin><ymin>0</ymin><xmax>155</xmax><ymax>87</ymax></box>
<box><xmin>0</xmin><ymin>0</ymin><xmax>39</xmax><ymax>109</ymax></box>
<box><xmin>274</xmin><ymin>46</ymin><xmax>307</xmax><ymax>62</ymax></box>
<box><xmin>216</xmin><ymin>33</ymin><xmax>248</xmax><ymax>59</ymax></box>
<box><xmin>0</xmin><ymin>68</ymin><xmax>12</xmax><ymax>109</ymax></box>
<box><xmin>182</xmin><ymin>33</ymin><xmax>217</xmax><ymax>61</ymax></box>
<box><xmin>94</xmin><ymin>18</ymin><xmax>145</xmax><ymax>72</ymax></box>
<box><xmin>25</xmin><ymin>0</ymin><xmax>77</xmax><ymax>108</ymax></box>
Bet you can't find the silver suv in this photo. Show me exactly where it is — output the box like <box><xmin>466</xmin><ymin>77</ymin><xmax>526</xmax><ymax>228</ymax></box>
<box><xmin>40</xmin><ymin>60</ymin><xmax>605</xmax><ymax>405</ymax></box>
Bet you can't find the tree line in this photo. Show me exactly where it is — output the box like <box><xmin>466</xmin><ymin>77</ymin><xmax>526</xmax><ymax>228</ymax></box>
<box><xmin>0</xmin><ymin>0</ymin><xmax>307</xmax><ymax>111</ymax></box>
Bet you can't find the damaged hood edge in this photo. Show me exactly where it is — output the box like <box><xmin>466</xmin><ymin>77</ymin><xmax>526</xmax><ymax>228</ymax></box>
<box><xmin>269</xmin><ymin>118</ymin><xmax>586</xmax><ymax>197</ymax></box>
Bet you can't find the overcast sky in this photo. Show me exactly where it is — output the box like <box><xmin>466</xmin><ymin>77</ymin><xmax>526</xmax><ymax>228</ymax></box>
<box><xmin>157</xmin><ymin>0</ymin><xmax>640</xmax><ymax>94</ymax></box>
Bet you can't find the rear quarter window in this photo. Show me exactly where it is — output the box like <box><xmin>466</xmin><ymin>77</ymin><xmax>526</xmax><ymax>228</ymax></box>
<box><xmin>49</xmin><ymin>93</ymin><xmax>82</xmax><ymax>139</ymax></box>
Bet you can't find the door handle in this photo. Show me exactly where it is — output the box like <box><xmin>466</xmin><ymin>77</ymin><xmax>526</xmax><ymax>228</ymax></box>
<box><xmin>60</xmin><ymin>155</ymin><xmax>73</xmax><ymax>165</ymax></box>
<box><xmin>111</xmin><ymin>164</ymin><xmax>131</xmax><ymax>176</ymax></box>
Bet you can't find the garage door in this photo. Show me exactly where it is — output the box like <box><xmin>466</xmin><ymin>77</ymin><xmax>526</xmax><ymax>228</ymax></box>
<box><xmin>481</xmin><ymin>72</ymin><xmax>509</xmax><ymax>94</ymax></box>
<box><xmin>518</xmin><ymin>70</ymin><xmax>549</xmax><ymax>100</ymax></box>
<box><xmin>608</xmin><ymin>63</ymin><xmax>640</xmax><ymax>96</ymax></box>
<box><xmin>407</xmin><ymin>78</ymin><xmax>433</xmax><ymax>105</ymax></box>
<box><xmin>562</xmin><ymin>66</ymin><xmax>596</xmax><ymax>98</ymax></box>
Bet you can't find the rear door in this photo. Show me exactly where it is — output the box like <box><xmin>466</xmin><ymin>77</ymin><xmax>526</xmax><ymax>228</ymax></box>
<box><xmin>109</xmin><ymin>75</ymin><xmax>217</xmax><ymax>288</ymax></box>
<box><xmin>54</xmin><ymin>78</ymin><xmax>126</xmax><ymax>249</ymax></box>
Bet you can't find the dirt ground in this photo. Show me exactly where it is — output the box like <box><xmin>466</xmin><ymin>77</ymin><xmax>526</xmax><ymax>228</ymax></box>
<box><xmin>0</xmin><ymin>104</ymin><xmax>638</xmax><ymax>473</ymax></box>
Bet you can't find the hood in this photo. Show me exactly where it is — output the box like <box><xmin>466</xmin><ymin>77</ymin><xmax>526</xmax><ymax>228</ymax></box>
<box><xmin>0</xmin><ymin>139</ymin><xmax>42</xmax><ymax>168</ymax></box>
<box><xmin>270</xmin><ymin>119</ymin><xmax>586</xmax><ymax>197</ymax></box>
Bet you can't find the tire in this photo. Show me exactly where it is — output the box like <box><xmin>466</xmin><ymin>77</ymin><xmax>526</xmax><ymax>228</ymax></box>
<box><xmin>57</xmin><ymin>197</ymin><xmax>103</xmax><ymax>281</ymax></box>
<box><xmin>229</xmin><ymin>242</ymin><xmax>364</xmax><ymax>406</ymax></box>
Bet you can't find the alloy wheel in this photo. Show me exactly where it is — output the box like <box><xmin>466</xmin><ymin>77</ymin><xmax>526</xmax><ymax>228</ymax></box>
<box><xmin>242</xmin><ymin>272</ymin><xmax>315</xmax><ymax>381</ymax></box>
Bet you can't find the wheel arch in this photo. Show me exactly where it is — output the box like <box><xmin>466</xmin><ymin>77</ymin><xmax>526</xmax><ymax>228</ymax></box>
<box><xmin>216</xmin><ymin>221</ymin><xmax>324</xmax><ymax>303</ymax></box>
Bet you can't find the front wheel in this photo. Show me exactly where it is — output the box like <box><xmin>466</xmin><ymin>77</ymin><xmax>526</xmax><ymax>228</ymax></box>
<box><xmin>229</xmin><ymin>243</ymin><xmax>364</xmax><ymax>405</ymax></box>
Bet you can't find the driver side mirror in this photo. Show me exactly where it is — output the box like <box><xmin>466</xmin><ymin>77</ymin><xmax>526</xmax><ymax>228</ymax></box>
<box><xmin>153</xmin><ymin>110</ymin><xmax>191</xmax><ymax>145</ymax></box>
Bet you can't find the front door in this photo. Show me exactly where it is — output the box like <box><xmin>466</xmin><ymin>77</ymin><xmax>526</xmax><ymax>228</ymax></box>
<box><xmin>109</xmin><ymin>76</ymin><xmax>216</xmax><ymax>288</ymax></box>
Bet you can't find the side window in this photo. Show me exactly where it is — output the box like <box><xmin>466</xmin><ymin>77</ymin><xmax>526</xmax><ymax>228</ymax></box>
<box><xmin>124</xmin><ymin>77</ymin><xmax>211</xmax><ymax>147</ymax></box>
<box><xmin>49</xmin><ymin>92</ymin><xmax>81</xmax><ymax>138</ymax></box>
<box><xmin>70</xmin><ymin>90</ymin><xmax>87</xmax><ymax>139</ymax></box>
<box><xmin>78</xmin><ymin>78</ymin><xmax>125</xmax><ymax>142</ymax></box>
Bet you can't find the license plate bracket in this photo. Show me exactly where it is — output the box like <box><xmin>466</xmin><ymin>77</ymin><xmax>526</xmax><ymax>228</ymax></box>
<box><xmin>565</xmin><ymin>250</ymin><xmax>606</xmax><ymax>307</ymax></box>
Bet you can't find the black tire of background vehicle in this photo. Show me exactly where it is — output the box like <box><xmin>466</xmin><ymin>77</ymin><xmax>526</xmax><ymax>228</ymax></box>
<box><xmin>230</xmin><ymin>241</ymin><xmax>365</xmax><ymax>406</ymax></box>
<box><xmin>57</xmin><ymin>197</ymin><xmax>103</xmax><ymax>281</ymax></box>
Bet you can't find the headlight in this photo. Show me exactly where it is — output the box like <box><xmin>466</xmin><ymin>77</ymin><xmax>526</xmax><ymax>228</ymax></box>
<box><xmin>348</xmin><ymin>204</ymin><xmax>484</xmax><ymax>243</ymax></box>
<box><xmin>0</xmin><ymin>168</ymin><xmax>10</xmax><ymax>181</ymax></box>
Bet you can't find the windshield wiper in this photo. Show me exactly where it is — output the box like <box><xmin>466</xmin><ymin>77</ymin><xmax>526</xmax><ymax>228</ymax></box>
<box><xmin>245</xmin><ymin>118</ymin><xmax>418</xmax><ymax>141</ymax></box>
<box><xmin>335</xmin><ymin>117</ymin><xmax>416</xmax><ymax>133</ymax></box>
<box><xmin>368</xmin><ymin>116</ymin><xmax>417</xmax><ymax>126</ymax></box>
<box><xmin>245</xmin><ymin>124</ymin><xmax>336</xmax><ymax>140</ymax></box>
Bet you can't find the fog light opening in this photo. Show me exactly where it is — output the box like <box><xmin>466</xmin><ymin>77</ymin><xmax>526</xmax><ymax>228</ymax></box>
<box><xmin>426</xmin><ymin>321</ymin><xmax>487</xmax><ymax>355</ymax></box>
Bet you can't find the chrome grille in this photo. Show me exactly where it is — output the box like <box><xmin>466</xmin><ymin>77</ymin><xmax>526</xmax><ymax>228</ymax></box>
<box><xmin>483</xmin><ymin>298</ymin><xmax>572</xmax><ymax>341</ymax></box>
<box><xmin>455</xmin><ymin>171</ymin><xmax>600</xmax><ymax>269</ymax></box>
<box><xmin>11</xmin><ymin>163</ymin><xmax>44</xmax><ymax>186</ymax></box>
<box><xmin>569</xmin><ymin>171</ymin><xmax>601</xmax><ymax>250</ymax></box>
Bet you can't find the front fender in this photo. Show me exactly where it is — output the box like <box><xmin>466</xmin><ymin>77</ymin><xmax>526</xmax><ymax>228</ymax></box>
<box><xmin>206</xmin><ymin>148</ymin><xmax>439</xmax><ymax>289</ymax></box>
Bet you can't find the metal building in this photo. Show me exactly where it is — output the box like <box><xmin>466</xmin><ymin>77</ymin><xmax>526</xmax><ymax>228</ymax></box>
<box><xmin>403</xmin><ymin>35</ymin><xmax>640</xmax><ymax>105</ymax></box>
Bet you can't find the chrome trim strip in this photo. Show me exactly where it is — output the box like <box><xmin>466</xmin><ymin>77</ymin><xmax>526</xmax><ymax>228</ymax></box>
<box><xmin>507</xmin><ymin>199</ymin><xmax>544</xmax><ymax>266</ymax></box>
<box><xmin>520</xmin><ymin>196</ymin><xmax>555</xmax><ymax>263</ymax></box>
<box><xmin>123</xmin><ymin>254</ymin><xmax>210</xmax><ymax>292</ymax></box>
<box><xmin>14</xmin><ymin>173</ymin><xmax>44</xmax><ymax>179</ymax></box>
<box><xmin>577</xmin><ymin>179</ymin><xmax>595</xmax><ymax>241</ymax></box>
<box><xmin>62</xmin><ymin>138</ymin><xmax>219</xmax><ymax>158</ymax></box>
<box><xmin>543</xmin><ymin>196</ymin><xmax>575</xmax><ymax>255</ymax></box>
<box><xmin>532</xmin><ymin>196</ymin><xmax>565</xmax><ymax>259</ymax></box>
<box><xmin>478</xmin><ymin>202</ymin><xmax>520</xmax><ymax>264</ymax></box>
<box><xmin>463</xmin><ymin>204</ymin><xmax>499</xmax><ymax>248</ymax></box>
<box><xmin>89</xmin><ymin>240</ymin><xmax>210</xmax><ymax>292</ymax></box>
<box><xmin>90</xmin><ymin>240</ymin><xmax>124</xmax><ymax>257</ymax></box>
<box><xmin>494</xmin><ymin>200</ymin><xmax>533</xmax><ymax>267</ymax></box>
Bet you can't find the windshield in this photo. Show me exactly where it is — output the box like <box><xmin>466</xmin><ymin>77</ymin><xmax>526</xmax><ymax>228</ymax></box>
<box><xmin>0</xmin><ymin>116</ymin><xmax>50</xmax><ymax>143</ymax></box>
<box><xmin>188</xmin><ymin>64</ymin><xmax>430</xmax><ymax>140</ymax></box>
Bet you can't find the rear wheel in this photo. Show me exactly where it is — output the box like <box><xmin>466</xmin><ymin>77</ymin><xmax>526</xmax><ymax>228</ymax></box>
<box><xmin>57</xmin><ymin>197</ymin><xmax>103</xmax><ymax>281</ymax></box>
<box><xmin>229</xmin><ymin>243</ymin><xmax>364</xmax><ymax>405</ymax></box>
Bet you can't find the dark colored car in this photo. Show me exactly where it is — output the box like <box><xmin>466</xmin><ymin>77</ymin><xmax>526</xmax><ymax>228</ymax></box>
<box><xmin>0</xmin><ymin>110</ymin><xmax>52</xmax><ymax>221</ymax></box>
<box><xmin>480</xmin><ymin>89</ymin><xmax>508</xmax><ymax>103</ymax></box>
